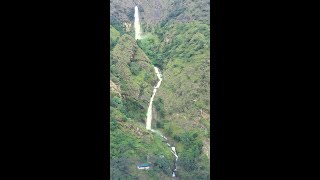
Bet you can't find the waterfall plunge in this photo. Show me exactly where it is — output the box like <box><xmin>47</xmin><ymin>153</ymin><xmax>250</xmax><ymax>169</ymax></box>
<box><xmin>135</xmin><ymin>5</ymin><xmax>178</xmax><ymax>177</ymax></box>
<box><xmin>134</xmin><ymin>6</ymin><xmax>141</xmax><ymax>40</ymax></box>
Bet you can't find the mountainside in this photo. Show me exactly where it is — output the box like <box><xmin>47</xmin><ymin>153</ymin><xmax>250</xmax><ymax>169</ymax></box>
<box><xmin>110</xmin><ymin>1</ymin><xmax>210</xmax><ymax>179</ymax></box>
<box><xmin>110</xmin><ymin>27</ymin><xmax>174</xmax><ymax>179</ymax></box>
<box><xmin>110</xmin><ymin>0</ymin><xmax>210</xmax><ymax>34</ymax></box>
<box><xmin>110</xmin><ymin>0</ymin><xmax>170</xmax><ymax>25</ymax></box>
<box><xmin>139</xmin><ymin>21</ymin><xmax>211</xmax><ymax>179</ymax></box>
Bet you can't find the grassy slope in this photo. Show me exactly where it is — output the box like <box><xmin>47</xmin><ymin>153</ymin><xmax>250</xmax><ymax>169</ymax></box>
<box><xmin>110</xmin><ymin>25</ymin><xmax>120</xmax><ymax>49</ymax></box>
<box><xmin>136</xmin><ymin>21</ymin><xmax>210</xmax><ymax>179</ymax></box>
<box><xmin>110</xmin><ymin>0</ymin><xmax>211</xmax><ymax>178</ymax></box>
<box><xmin>110</xmin><ymin>27</ymin><xmax>174</xmax><ymax>180</ymax></box>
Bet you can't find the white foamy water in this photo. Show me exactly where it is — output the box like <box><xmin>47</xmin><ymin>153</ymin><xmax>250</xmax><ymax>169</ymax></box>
<box><xmin>146</xmin><ymin>67</ymin><xmax>162</xmax><ymax>130</ymax></box>
<box><xmin>144</xmin><ymin>66</ymin><xmax>179</xmax><ymax>178</ymax></box>
<box><xmin>134</xmin><ymin>6</ymin><xmax>178</xmax><ymax>176</ymax></box>
<box><xmin>134</xmin><ymin>6</ymin><xmax>141</xmax><ymax>40</ymax></box>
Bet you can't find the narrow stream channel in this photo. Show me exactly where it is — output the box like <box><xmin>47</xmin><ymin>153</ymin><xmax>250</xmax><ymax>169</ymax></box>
<box><xmin>134</xmin><ymin>5</ymin><xmax>178</xmax><ymax>178</ymax></box>
<box><xmin>146</xmin><ymin>67</ymin><xmax>178</xmax><ymax>178</ymax></box>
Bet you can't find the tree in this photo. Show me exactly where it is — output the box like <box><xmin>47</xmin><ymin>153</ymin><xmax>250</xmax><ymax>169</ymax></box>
<box><xmin>127</xmin><ymin>8</ymin><xmax>134</xmax><ymax>21</ymax></box>
<box><xmin>129</xmin><ymin>62</ymin><xmax>140</xmax><ymax>75</ymax></box>
<box><xmin>110</xmin><ymin>157</ymin><xmax>133</xmax><ymax>179</ymax></box>
<box><xmin>155</xmin><ymin>157</ymin><xmax>172</xmax><ymax>176</ymax></box>
<box><xmin>173</xmin><ymin>134</ymin><xmax>181</xmax><ymax>142</ymax></box>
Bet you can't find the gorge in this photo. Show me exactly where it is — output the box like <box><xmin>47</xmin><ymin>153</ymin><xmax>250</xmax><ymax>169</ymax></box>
<box><xmin>136</xmin><ymin>5</ymin><xmax>178</xmax><ymax>177</ymax></box>
<box><xmin>110</xmin><ymin>1</ymin><xmax>210</xmax><ymax>179</ymax></box>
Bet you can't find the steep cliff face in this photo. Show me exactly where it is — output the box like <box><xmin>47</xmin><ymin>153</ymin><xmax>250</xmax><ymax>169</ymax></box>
<box><xmin>110</xmin><ymin>0</ymin><xmax>210</xmax><ymax>33</ymax></box>
<box><xmin>160</xmin><ymin>0</ymin><xmax>210</xmax><ymax>25</ymax></box>
<box><xmin>110</xmin><ymin>0</ymin><xmax>169</xmax><ymax>25</ymax></box>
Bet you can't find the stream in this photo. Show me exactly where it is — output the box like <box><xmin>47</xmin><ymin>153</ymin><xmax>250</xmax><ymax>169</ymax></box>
<box><xmin>135</xmin><ymin>5</ymin><xmax>178</xmax><ymax>178</ymax></box>
<box><xmin>146</xmin><ymin>67</ymin><xmax>178</xmax><ymax>178</ymax></box>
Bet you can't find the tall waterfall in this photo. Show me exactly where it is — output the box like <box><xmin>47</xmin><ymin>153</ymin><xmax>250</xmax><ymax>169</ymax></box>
<box><xmin>134</xmin><ymin>6</ymin><xmax>141</xmax><ymax>40</ymax></box>
<box><xmin>135</xmin><ymin>6</ymin><xmax>178</xmax><ymax>177</ymax></box>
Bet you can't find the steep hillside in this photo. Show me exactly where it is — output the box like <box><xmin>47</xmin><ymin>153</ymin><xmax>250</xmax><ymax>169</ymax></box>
<box><xmin>157</xmin><ymin>22</ymin><xmax>210</xmax><ymax>179</ymax></box>
<box><xmin>136</xmin><ymin>21</ymin><xmax>210</xmax><ymax>179</ymax></box>
<box><xmin>110</xmin><ymin>1</ymin><xmax>211</xmax><ymax>179</ymax></box>
<box><xmin>110</xmin><ymin>30</ymin><xmax>175</xmax><ymax>179</ymax></box>
<box><xmin>110</xmin><ymin>25</ymin><xmax>120</xmax><ymax>50</ymax></box>
<box><xmin>110</xmin><ymin>0</ymin><xmax>210</xmax><ymax>34</ymax></box>
<box><xmin>159</xmin><ymin>0</ymin><xmax>210</xmax><ymax>25</ymax></box>
<box><xmin>110</xmin><ymin>0</ymin><xmax>170</xmax><ymax>36</ymax></box>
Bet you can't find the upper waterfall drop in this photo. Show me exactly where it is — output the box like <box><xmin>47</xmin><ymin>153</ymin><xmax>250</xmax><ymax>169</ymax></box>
<box><xmin>134</xmin><ymin>6</ymin><xmax>142</xmax><ymax>40</ymax></box>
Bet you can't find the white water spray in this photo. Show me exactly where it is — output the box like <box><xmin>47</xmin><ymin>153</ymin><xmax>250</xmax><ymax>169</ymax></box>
<box><xmin>144</xmin><ymin>67</ymin><xmax>178</xmax><ymax>178</ymax></box>
<box><xmin>134</xmin><ymin>5</ymin><xmax>178</xmax><ymax>177</ymax></box>
<box><xmin>134</xmin><ymin>6</ymin><xmax>141</xmax><ymax>40</ymax></box>
<box><xmin>146</xmin><ymin>67</ymin><xmax>162</xmax><ymax>130</ymax></box>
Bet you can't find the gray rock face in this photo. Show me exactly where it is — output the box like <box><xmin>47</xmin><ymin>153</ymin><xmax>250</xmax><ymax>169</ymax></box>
<box><xmin>110</xmin><ymin>0</ymin><xmax>169</xmax><ymax>25</ymax></box>
<box><xmin>110</xmin><ymin>0</ymin><xmax>210</xmax><ymax>26</ymax></box>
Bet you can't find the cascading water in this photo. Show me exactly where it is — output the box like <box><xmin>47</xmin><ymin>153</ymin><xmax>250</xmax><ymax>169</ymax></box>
<box><xmin>134</xmin><ymin>6</ymin><xmax>178</xmax><ymax>178</ymax></box>
<box><xmin>147</xmin><ymin>67</ymin><xmax>178</xmax><ymax>178</ymax></box>
<box><xmin>134</xmin><ymin>6</ymin><xmax>141</xmax><ymax>40</ymax></box>
<box><xmin>146</xmin><ymin>67</ymin><xmax>162</xmax><ymax>130</ymax></box>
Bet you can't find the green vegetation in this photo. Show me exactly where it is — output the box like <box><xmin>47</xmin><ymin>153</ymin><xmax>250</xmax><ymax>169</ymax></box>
<box><xmin>110</xmin><ymin>1</ymin><xmax>210</xmax><ymax>179</ymax></box>
<box><xmin>110</xmin><ymin>25</ymin><xmax>120</xmax><ymax>50</ymax></box>
<box><xmin>110</xmin><ymin>17</ymin><xmax>125</xmax><ymax>35</ymax></box>
<box><xmin>110</xmin><ymin>31</ymin><xmax>174</xmax><ymax>179</ymax></box>
<box><xmin>137</xmin><ymin>34</ymin><xmax>164</xmax><ymax>68</ymax></box>
<box><xmin>150</xmin><ymin>21</ymin><xmax>210</xmax><ymax>179</ymax></box>
<box><xmin>110</xmin><ymin>119</ymin><xmax>174</xmax><ymax>179</ymax></box>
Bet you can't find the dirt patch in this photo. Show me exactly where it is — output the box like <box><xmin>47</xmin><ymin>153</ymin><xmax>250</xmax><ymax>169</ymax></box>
<box><xmin>110</xmin><ymin>80</ymin><xmax>121</xmax><ymax>97</ymax></box>
<box><xmin>203</xmin><ymin>138</ymin><xmax>210</xmax><ymax>159</ymax></box>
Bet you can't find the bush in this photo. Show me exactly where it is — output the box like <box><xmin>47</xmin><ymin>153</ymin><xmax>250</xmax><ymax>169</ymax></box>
<box><xmin>123</xmin><ymin>97</ymin><xmax>145</xmax><ymax>121</ymax></box>
<box><xmin>156</xmin><ymin>121</ymin><xmax>164</xmax><ymax>129</ymax></box>
<box><xmin>129</xmin><ymin>62</ymin><xmax>140</xmax><ymax>75</ymax></box>
<box><xmin>154</xmin><ymin>157</ymin><xmax>172</xmax><ymax>176</ymax></box>
<box><xmin>110</xmin><ymin>157</ymin><xmax>133</xmax><ymax>179</ymax></box>
<box><xmin>110</xmin><ymin>119</ymin><xmax>118</xmax><ymax>131</ymax></box>
<box><xmin>127</xmin><ymin>8</ymin><xmax>134</xmax><ymax>21</ymax></box>
<box><xmin>154</xmin><ymin>98</ymin><xmax>165</xmax><ymax>118</ymax></box>
<box><xmin>110</xmin><ymin>17</ymin><xmax>124</xmax><ymax>35</ymax></box>
<box><xmin>173</xmin><ymin>134</ymin><xmax>181</xmax><ymax>142</ymax></box>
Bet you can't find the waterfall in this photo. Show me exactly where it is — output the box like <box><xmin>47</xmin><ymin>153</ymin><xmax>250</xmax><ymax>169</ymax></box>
<box><xmin>134</xmin><ymin>6</ymin><xmax>141</xmax><ymax>40</ymax></box>
<box><xmin>145</xmin><ymin>67</ymin><xmax>178</xmax><ymax>178</ymax></box>
<box><xmin>146</xmin><ymin>67</ymin><xmax>162</xmax><ymax>130</ymax></box>
<box><xmin>134</xmin><ymin>5</ymin><xmax>178</xmax><ymax>177</ymax></box>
